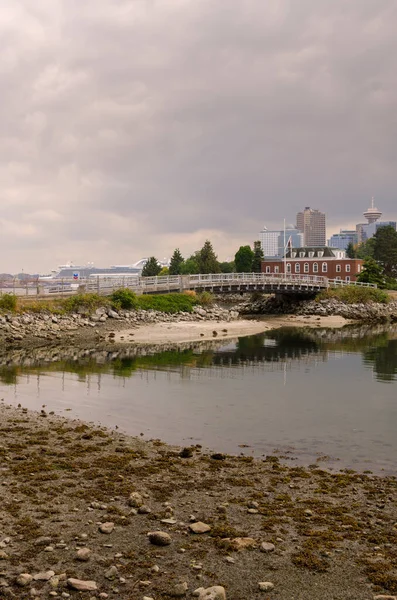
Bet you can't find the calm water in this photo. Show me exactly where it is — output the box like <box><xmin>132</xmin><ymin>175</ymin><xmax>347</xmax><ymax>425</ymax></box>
<box><xmin>1</xmin><ymin>325</ymin><xmax>396</xmax><ymax>474</ymax></box>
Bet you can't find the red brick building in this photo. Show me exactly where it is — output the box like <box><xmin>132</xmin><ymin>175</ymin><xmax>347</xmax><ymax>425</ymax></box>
<box><xmin>261</xmin><ymin>247</ymin><xmax>363</xmax><ymax>282</ymax></box>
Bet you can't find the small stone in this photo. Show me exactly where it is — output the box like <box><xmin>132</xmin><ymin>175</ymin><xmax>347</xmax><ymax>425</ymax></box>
<box><xmin>247</xmin><ymin>508</ymin><xmax>259</xmax><ymax>514</ymax></box>
<box><xmin>99</xmin><ymin>522</ymin><xmax>114</xmax><ymax>534</ymax></box>
<box><xmin>171</xmin><ymin>581</ymin><xmax>188</xmax><ymax>597</ymax></box>
<box><xmin>189</xmin><ymin>522</ymin><xmax>211</xmax><ymax>534</ymax></box>
<box><xmin>77</xmin><ymin>548</ymin><xmax>92</xmax><ymax>561</ymax></box>
<box><xmin>67</xmin><ymin>579</ymin><xmax>98</xmax><ymax>592</ymax></box>
<box><xmin>304</xmin><ymin>509</ymin><xmax>313</xmax><ymax>517</ymax></box>
<box><xmin>35</xmin><ymin>536</ymin><xmax>52</xmax><ymax>546</ymax></box>
<box><xmin>194</xmin><ymin>586</ymin><xmax>226</xmax><ymax>600</ymax></box>
<box><xmin>373</xmin><ymin>596</ymin><xmax>397</xmax><ymax>600</ymax></box>
<box><xmin>260</xmin><ymin>542</ymin><xmax>275</xmax><ymax>553</ymax></box>
<box><xmin>44</xmin><ymin>545</ymin><xmax>55</xmax><ymax>552</ymax></box>
<box><xmin>228</xmin><ymin>537</ymin><xmax>256</xmax><ymax>550</ymax></box>
<box><xmin>259</xmin><ymin>582</ymin><xmax>274</xmax><ymax>592</ymax></box>
<box><xmin>151</xmin><ymin>565</ymin><xmax>160</xmax><ymax>573</ymax></box>
<box><xmin>225</xmin><ymin>556</ymin><xmax>235</xmax><ymax>563</ymax></box>
<box><xmin>161</xmin><ymin>518</ymin><xmax>177</xmax><ymax>525</ymax></box>
<box><xmin>128</xmin><ymin>492</ymin><xmax>143</xmax><ymax>507</ymax></box>
<box><xmin>147</xmin><ymin>531</ymin><xmax>172</xmax><ymax>546</ymax></box>
<box><xmin>0</xmin><ymin>550</ymin><xmax>8</xmax><ymax>560</ymax></box>
<box><xmin>104</xmin><ymin>566</ymin><xmax>118</xmax><ymax>580</ymax></box>
<box><xmin>16</xmin><ymin>573</ymin><xmax>33</xmax><ymax>587</ymax></box>
<box><xmin>138</xmin><ymin>505</ymin><xmax>151</xmax><ymax>514</ymax></box>
<box><xmin>33</xmin><ymin>570</ymin><xmax>55</xmax><ymax>581</ymax></box>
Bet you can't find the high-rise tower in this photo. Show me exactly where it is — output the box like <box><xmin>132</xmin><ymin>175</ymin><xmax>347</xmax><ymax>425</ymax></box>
<box><xmin>296</xmin><ymin>207</ymin><xmax>326</xmax><ymax>246</ymax></box>
<box><xmin>363</xmin><ymin>197</ymin><xmax>382</xmax><ymax>224</ymax></box>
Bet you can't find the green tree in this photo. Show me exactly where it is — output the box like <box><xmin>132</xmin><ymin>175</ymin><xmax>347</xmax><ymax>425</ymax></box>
<box><xmin>197</xmin><ymin>240</ymin><xmax>220</xmax><ymax>273</ymax></box>
<box><xmin>356</xmin><ymin>237</ymin><xmax>375</xmax><ymax>260</ymax></box>
<box><xmin>373</xmin><ymin>225</ymin><xmax>397</xmax><ymax>279</ymax></box>
<box><xmin>356</xmin><ymin>258</ymin><xmax>386</xmax><ymax>288</ymax></box>
<box><xmin>180</xmin><ymin>255</ymin><xmax>200</xmax><ymax>274</ymax></box>
<box><xmin>252</xmin><ymin>240</ymin><xmax>264</xmax><ymax>272</ymax></box>
<box><xmin>346</xmin><ymin>242</ymin><xmax>356</xmax><ymax>258</ymax></box>
<box><xmin>159</xmin><ymin>267</ymin><xmax>169</xmax><ymax>276</ymax></box>
<box><xmin>219</xmin><ymin>261</ymin><xmax>235</xmax><ymax>273</ymax></box>
<box><xmin>169</xmin><ymin>248</ymin><xmax>184</xmax><ymax>275</ymax></box>
<box><xmin>141</xmin><ymin>257</ymin><xmax>162</xmax><ymax>277</ymax></box>
<box><xmin>234</xmin><ymin>245</ymin><xmax>254</xmax><ymax>272</ymax></box>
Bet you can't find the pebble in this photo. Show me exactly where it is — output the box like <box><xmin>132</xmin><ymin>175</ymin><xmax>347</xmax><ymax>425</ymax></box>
<box><xmin>128</xmin><ymin>492</ymin><xmax>143</xmax><ymax>507</ymax></box>
<box><xmin>373</xmin><ymin>596</ymin><xmax>397</xmax><ymax>600</ymax></box>
<box><xmin>99</xmin><ymin>522</ymin><xmax>115</xmax><ymax>534</ymax></box>
<box><xmin>228</xmin><ymin>537</ymin><xmax>256</xmax><ymax>551</ymax></box>
<box><xmin>67</xmin><ymin>578</ymin><xmax>98</xmax><ymax>592</ymax></box>
<box><xmin>189</xmin><ymin>522</ymin><xmax>211</xmax><ymax>534</ymax></box>
<box><xmin>77</xmin><ymin>547</ymin><xmax>92</xmax><ymax>561</ymax></box>
<box><xmin>259</xmin><ymin>581</ymin><xmax>274</xmax><ymax>592</ymax></box>
<box><xmin>147</xmin><ymin>531</ymin><xmax>172</xmax><ymax>546</ymax></box>
<box><xmin>16</xmin><ymin>573</ymin><xmax>33</xmax><ymax>587</ymax></box>
<box><xmin>104</xmin><ymin>566</ymin><xmax>118</xmax><ymax>580</ymax></box>
<box><xmin>193</xmin><ymin>586</ymin><xmax>226</xmax><ymax>600</ymax></box>
<box><xmin>247</xmin><ymin>508</ymin><xmax>259</xmax><ymax>514</ymax></box>
<box><xmin>33</xmin><ymin>570</ymin><xmax>55</xmax><ymax>581</ymax></box>
<box><xmin>171</xmin><ymin>581</ymin><xmax>188</xmax><ymax>597</ymax></box>
<box><xmin>260</xmin><ymin>542</ymin><xmax>275</xmax><ymax>553</ymax></box>
<box><xmin>44</xmin><ymin>545</ymin><xmax>55</xmax><ymax>552</ymax></box>
<box><xmin>0</xmin><ymin>550</ymin><xmax>8</xmax><ymax>560</ymax></box>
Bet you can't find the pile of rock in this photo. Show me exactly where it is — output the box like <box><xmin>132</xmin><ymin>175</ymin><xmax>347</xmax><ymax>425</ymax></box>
<box><xmin>240</xmin><ymin>295</ymin><xmax>397</xmax><ymax>322</ymax></box>
<box><xmin>0</xmin><ymin>305</ymin><xmax>240</xmax><ymax>346</ymax></box>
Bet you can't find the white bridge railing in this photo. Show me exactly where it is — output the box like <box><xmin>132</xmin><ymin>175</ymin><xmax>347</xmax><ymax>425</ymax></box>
<box><xmin>82</xmin><ymin>272</ymin><xmax>376</xmax><ymax>295</ymax></box>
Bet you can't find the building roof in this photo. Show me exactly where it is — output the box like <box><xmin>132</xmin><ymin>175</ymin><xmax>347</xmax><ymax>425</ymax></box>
<box><xmin>285</xmin><ymin>247</ymin><xmax>341</xmax><ymax>258</ymax></box>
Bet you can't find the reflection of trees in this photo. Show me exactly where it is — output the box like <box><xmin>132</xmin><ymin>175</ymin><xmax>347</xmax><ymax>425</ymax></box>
<box><xmin>0</xmin><ymin>326</ymin><xmax>396</xmax><ymax>385</ymax></box>
<box><xmin>363</xmin><ymin>340</ymin><xmax>397</xmax><ymax>382</ymax></box>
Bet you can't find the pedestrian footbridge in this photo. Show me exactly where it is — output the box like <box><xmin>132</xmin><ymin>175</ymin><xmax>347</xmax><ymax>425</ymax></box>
<box><xmin>86</xmin><ymin>272</ymin><xmax>375</xmax><ymax>297</ymax></box>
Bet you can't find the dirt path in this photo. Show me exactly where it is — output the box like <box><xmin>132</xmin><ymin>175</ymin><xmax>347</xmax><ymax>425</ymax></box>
<box><xmin>0</xmin><ymin>403</ymin><xmax>395</xmax><ymax>599</ymax></box>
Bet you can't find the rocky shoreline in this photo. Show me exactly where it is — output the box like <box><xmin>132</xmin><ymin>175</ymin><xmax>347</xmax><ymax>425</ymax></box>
<box><xmin>1</xmin><ymin>295</ymin><xmax>397</xmax><ymax>349</ymax></box>
<box><xmin>0</xmin><ymin>403</ymin><xmax>396</xmax><ymax>600</ymax></box>
<box><xmin>239</xmin><ymin>296</ymin><xmax>397</xmax><ymax>322</ymax></box>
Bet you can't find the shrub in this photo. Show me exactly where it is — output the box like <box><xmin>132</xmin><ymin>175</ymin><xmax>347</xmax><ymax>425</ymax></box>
<box><xmin>137</xmin><ymin>293</ymin><xmax>198</xmax><ymax>313</ymax></box>
<box><xmin>61</xmin><ymin>293</ymin><xmax>107</xmax><ymax>313</ymax></box>
<box><xmin>0</xmin><ymin>293</ymin><xmax>17</xmax><ymax>312</ymax></box>
<box><xmin>317</xmin><ymin>286</ymin><xmax>390</xmax><ymax>305</ymax></box>
<box><xmin>196</xmin><ymin>291</ymin><xmax>214</xmax><ymax>306</ymax></box>
<box><xmin>110</xmin><ymin>288</ymin><xmax>138</xmax><ymax>310</ymax></box>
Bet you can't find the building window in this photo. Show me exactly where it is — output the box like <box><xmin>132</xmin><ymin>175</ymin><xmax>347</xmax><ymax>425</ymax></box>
<box><xmin>304</xmin><ymin>263</ymin><xmax>309</xmax><ymax>273</ymax></box>
<box><xmin>346</xmin><ymin>276</ymin><xmax>350</xmax><ymax>282</ymax></box>
<box><xmin>274</xmin><ymin>266</ymin><xmax>279</xmax><ymax>273</ymax></box>
<box><xmin>313</xmin><ymin>262</ymin><xmax>318</xmax><ymax>273</ymax></box>
<box><xmin>291</xmin><ymin>252</ymin><xmax>297</xmax><ymax>258</ymax></box>
<box><xmin>295</xmin><ymin>263</ymin><xmax>300</xmax><ymax>273</ymax></box>
<box><xmin>287</xmin><ymin>263</ymin><xmax>291</xmax><ymax>273</ymax></box>
<box><xmin>336</xmin><ymin>276</ymin><xmax>341</xmax><ymax>281</ymax></box>
<box><xmin>299</xmin><ymin>251</ymin><xmax>305</xmax><ymax>258</ymax></box>
<box><xmin>357</xmin><ymin>265</ymin><xmax>361</xmax><ymax>272</ymax></box>
<box><xmin>322</xmin><ymin>262</ymin><xmax>327</xmax><ymax>273</ymax></box>
<box><xmin>346</xmin><ymin>264</ymin><xmax>351</xmax><ymax>272</ymax></box>
<box><xmin>318</xmin><ymin>251</ymin><xmax>324</xmax><ymax>258</ymax></box>
<box><xmin>308</xmin><ymin>252</ymin><xmax>314</xmax><ymax>258</ymax></box>
<box><xmin>265</xmin><ymin>266</ymin><xmax>271</xmax><ymax>273</ymax></box>
<box><xmin>336</xmin><ymin>265</ymin><xmax>341</xmax><ymax>272</ymax></box>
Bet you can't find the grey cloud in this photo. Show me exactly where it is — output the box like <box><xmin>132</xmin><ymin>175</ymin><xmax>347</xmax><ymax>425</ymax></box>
<box><xmin>0</xmin><ymin>0</ymin><xmax>396</xmax><ymax>271</ymax></box>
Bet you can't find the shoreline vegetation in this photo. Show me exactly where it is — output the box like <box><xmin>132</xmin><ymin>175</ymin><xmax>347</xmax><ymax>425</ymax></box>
<box><xmin>0</xmin><ymin>403</ymin><xmax>396</xmax><ymax>599</ymax></box>
<box><xmin>0</xmin><ymin>288</ymin><xmax>396</xmax><ymax>349</ymax></box>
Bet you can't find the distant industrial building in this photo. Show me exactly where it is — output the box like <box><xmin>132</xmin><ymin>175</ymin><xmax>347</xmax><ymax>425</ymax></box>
<box><xmin>328</xmin><ymin>230</ymin><xmax>358</xmax><ymax>250</ymax></box>
<box><xmin>296</xmin><ymin>207</ymin><xmax>326</xmax><ymax>247</ymax></box>
<box><xmin>260</xmin><ymin>225</ymin><xmax>303</xmax><ymax>257</ymax></box>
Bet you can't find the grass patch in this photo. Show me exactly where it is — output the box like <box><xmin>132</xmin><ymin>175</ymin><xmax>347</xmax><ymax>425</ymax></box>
<box><xmin>316</xmin><ymin>287</ymin><xmax>390</xmax><ymax>304</ymax></box>
<box><xmin>136</xmin><ymin>292</ymin><xmax>198</xmax><ymax>313</ymax></box>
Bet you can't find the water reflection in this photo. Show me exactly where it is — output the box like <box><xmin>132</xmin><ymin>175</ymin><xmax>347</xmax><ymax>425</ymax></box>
<box><xmin>0</xmin><ymin>324</ymin><xmax>396</xmax><ymax>384</ymax></box>
<box><xmin>0</xmin><ymin>324</ymin><xmax>396</xmax><ymax>473</ymax></box>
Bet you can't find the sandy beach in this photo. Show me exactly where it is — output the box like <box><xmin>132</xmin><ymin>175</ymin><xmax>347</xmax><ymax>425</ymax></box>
<box><xmin>112</xmin><ymin>315</ymin><xmax>352</xmax><ymax>345</ymax></box>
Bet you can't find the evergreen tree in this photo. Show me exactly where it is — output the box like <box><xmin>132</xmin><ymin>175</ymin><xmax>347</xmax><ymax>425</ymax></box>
<box><xmin>373</xmin><ymin>225</ymin><xmax>397</xmax><ymax>279</ymax></box>
<box><xmin>197</xmin><ymin>240</ymin><xmax>220</xmax><ymax>273</ymax></box>
<box><xmin>141</xmin><ymin>257</ymin><xmax>162</xmax><ymax>277</ymax></box>
<box><xmin>234</xmin><ymin>245</ymin><xmax>254</xmax><ymax>272</ymax></box>
<box><xmin>180</xmin><ymin>255</ymin><xmax>200</xmax><ymax>274</ymax></box>
<box><xmin>356</xmin><ymin>238</ymin><xmax>375</xmax><ymax>260</ymax></box>
<box><xmin>252</xmin><ymin>240</ymin><xmax>264</xmax><ymax>272</ymax></box>
<box><xmin>346</xmin><ymin>242</ymin><xmax>356</xmax><ymax>258</ymax></box>
<box><xmin>169</xmin><ymin>248</ymin><xmax>184</xmax><ymax>275</ymax></box>
<box><xmin>219</xmin><ymin>261</ymin><xmax>235</xmax><ymax>273</ymax></box>
<box><xmin>356</xmin><ymin>258</ymin><xmax>386</xmax><ymax>288</ymax></box>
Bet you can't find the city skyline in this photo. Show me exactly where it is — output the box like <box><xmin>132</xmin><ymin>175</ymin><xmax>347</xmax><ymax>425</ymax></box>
<box><xmin>1</xmin><ymin>1</ymin><xmax>397</xmax><ymax>272</ymax></box>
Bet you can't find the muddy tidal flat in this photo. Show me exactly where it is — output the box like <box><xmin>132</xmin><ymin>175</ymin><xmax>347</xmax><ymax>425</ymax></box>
<box><xmin>0</xmin><ymin>403</ymin><xmax>396</xmax><ymax>600</ymax></box>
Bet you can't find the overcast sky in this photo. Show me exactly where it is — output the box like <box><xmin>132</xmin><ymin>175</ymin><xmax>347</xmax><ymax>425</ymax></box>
<box><xmin>1</xmin><ymin>0</ymin><xmax>397</xmax><ymax>273</ymax></box>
